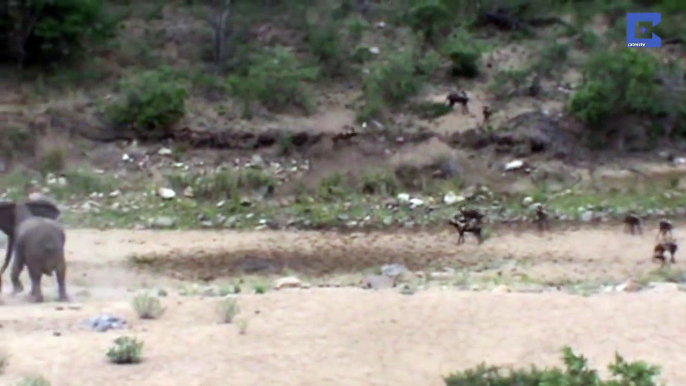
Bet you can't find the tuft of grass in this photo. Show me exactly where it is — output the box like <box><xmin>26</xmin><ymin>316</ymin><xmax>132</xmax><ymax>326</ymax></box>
<box><xmin>409</xmin><ymin>101</ymin><xmax>453</xmax><ymax>120</ymax></box>
<box><xmin>217</xmin><ymin>296</ymin><xmax>240</xmax><ymax>323</ymax></box>
<box><xmin>253</xmin><ymin>282</ymin><xmax>268</xmax><ymax>294</ymax></box>
<box><xmin>14</xmin><ymin>375</ymin><xmax>51</xmax><ymax>386</ymax></box>
<box><xmin>0</xmin><ymin>349</ymin><xmax>8</xmax><ymax>374</ymax></box>
<box><xmin>107</xmin><ymin>336</ymin><xmax>143</xmax><ymax>365</ymax></box>
<box><xmin>132</xmin><ymin>292</ymin><xmax>166</xmax><ymax>319</ymax></box>
<box><xmin>166</xmin><ymin>169</ymin><xmax>276</xmax><ymax>202</ymax></box>
<box><xmin>236</xmin><ymin>318</ymin><xmax>249</xmax><ymax>335</ymax></box>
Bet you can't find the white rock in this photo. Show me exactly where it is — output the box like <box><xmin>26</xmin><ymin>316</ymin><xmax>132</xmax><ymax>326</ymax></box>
<box><xmin>443</xmin><ymin>191</ymin><xmax>464</xmax><ymax>205</ymax></box>
<box><xmin>28</xmin><ymin>192</ymin><xmax>42</xmax><ymax>201</ymax></box>
<box><xmin>273</xmin><ymin>276</ymin><xmax>303</xmax><ymax>290</ymax></box>
<box><xmin>157</xmin><ymin>187</ymin><xmax>176</xmax><ymax>200</ymax></box>
<box><xmin>409</xmin><ymin>198</ymin><xmax>424</xmax><ymax>208</ymax></box>
<box><xmin>369</xmin><ymin>46</ymin><xmax>380</xmax><ymax>55</ymax></box>
<box><xmin>522</xmin><ymin>196</ymin><xmax>534</xmax><ymax>206</ymax></box>
<box><xmin>376</xmin><ymin>21</ymin><xmax>386</xmax><ymax>29</ymax></box>
<box><xmin>183</xmin><ymin>186</ymin><xmax>194</xmax><ymax>198</ymax></box>
<box><xmin>397</xmin><ymin>193</ymin><xmax>411</xmax><ymax>203</ymax></box>
<box><xmin>504</xmin><ymin>160</ymin><xmax>524</xmax><ymax>171</ymax></box>
<box><xmin>158</xmin><ymin>147</ymin><xmax>172</xmax><ymax>156</ymax></box>
<box><xmin>109</xmin><ymin>190</ymin><xmax>121</xmax><ymax>198</ymax></box>
<box><xmin>122</xmin><ymin>153</ymin><xmax>131</xmax><ymax>162</ymax></box>
<box><xmin>580</xmin><ymin>210</ymin><xmax>594</xmax><ymax>222</ymax></box>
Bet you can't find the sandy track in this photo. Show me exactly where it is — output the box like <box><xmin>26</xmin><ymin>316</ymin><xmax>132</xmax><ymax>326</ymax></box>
<box><xmin>1</xmin><ymin>226</ymin><xmax>685</xmax><ymax>385</ymax></box>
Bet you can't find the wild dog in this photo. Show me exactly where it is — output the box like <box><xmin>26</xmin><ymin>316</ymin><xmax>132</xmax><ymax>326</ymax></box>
<box><xmin>332</xmin><ymin>125</ymin><xmax>359</xmax><ymax>146</ymax></box>
<box><xmin>657</xmin><ymin>218</ymin><xmax>673</xmax><ymax>242</ymax></box>
<box><xmin>448</xmin><ymin>218</ymin><xmax>483</xmax><ymax>245</ymax></box>
<box><xmin>482</xmin><ymin>105</ymin><xmax>492</xmax><ymax>124</ymax></box>
<box><xmin>623</xmin><ymin>213</ymin><xmax>642</xmax><ymax>235</ymax></box>
<box><xmin>533</xmin><ymin>204</ymin><xmax>550</xmax><ymax>232</ymax></box>
<box><xmin>459</xmin><ymin>206</ymin><xmax>484</xmax><ymax>223</ymax></box>
<box><xmin>446</xmin><ymin>91</ymin><xmax>470</xmax><ymax>114</ymax></box>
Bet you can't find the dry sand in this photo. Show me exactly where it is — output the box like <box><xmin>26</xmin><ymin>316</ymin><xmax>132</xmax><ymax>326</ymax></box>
<box><xmin>1</xmin><ymin>225</ymin><xmax>686</xmax><ymax>385</ymax></box>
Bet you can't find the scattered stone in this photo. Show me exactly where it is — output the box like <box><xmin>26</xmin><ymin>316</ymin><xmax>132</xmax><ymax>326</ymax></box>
<box><xmin>429</xmin><ymin>271</ymin><xmax>454</xmax><ymax>280</ymax></box>
<box><xmin>504</xmin><ymin>160</ymin><xmax>524</xmax><ymax>171</ymax></box>
<box><xmin>409</xmin><ymin>198</ymin><xmax>424</xmax><ymax>209</ymax></box>
<box><xmin>615</xmin><ymin>279</ymin><xmax>642</xmax><ymax>292</ymax></box>
<box><xmin>381</xmin><ymin>264</ymin><xmax>406</xmax><ymax>278</ymax></box>
<box><xmin>397</xmin><ymin>193</ymin><xmax>410</xmax><ymax>203</ymax></box>
<box><xmin>369</xmin><ymin>46</ymin><xmax>380</xmax><ymax>55</ymax></box>
<box><xmin>150</xmin><ymin>216</ymin><xmax>176</xmax><ymax>229</ymax></box>
<box><xmin>183</xmin><ymin>186</ymin><xmax>194</xmax><ymax>198</ymax></box>
<box><xmin>361</xmin><ymin>275</ymin><xmax>395</xmax><ymax>290</ymax></box>
<box><xmin>157</xmin><ymin>187</ymin><xmax>176</xmax><ymax>200</ymax></box>
<box><xmin>273</xmin><ymin>276</ymin><xmax>303</xmax><ymax>290</ymax></box>
<box><xmin>580</xmin><ymin>210</ymin><xmax>594</xmax><ymax>222</ymax></box>
<box><xmin>443</xmin><ymin>191</ymin><xmax>464</xmax><ymax>205</ymax></box>
<box><xmin>158</xmin><ymin>147</ymin><xmax>172</xmax><ymax>155</ymax></box>
<box><xmin>522</xmin><ymin>196</ymin><xmax>534</xmax><ymax>206</ymax></box>
<box><xmin>82</xmin><ymin>314</ymin><xmax>127</xmax><ymax>332</ymax></box>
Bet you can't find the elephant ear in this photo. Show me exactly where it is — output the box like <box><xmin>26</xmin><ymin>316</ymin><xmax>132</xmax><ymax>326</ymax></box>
<box><xmin>0</xmin><ymin>202</ymin><xmax>16</xmax><ymax>237</ymax></box>
<box><xmin>25</xmin><ymin>199</ymin><xmax>61</xmax><ymax>220</ymax></box>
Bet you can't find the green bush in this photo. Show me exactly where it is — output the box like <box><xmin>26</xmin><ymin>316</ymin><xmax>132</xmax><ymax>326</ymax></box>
<box><xmin>444</xmin><ymin>346</ymin><xmax>663</xmax><ymax>386</ymax></box>
<box><xmin>568</xmin><ymin>49</ymin><xmax>667</xmax><ymax>127</ymax></box>
<box><xmin>305</xmin><ymin>13</ymin><xmax>368</xmax><ymax>78</ymax></box>
<box><xmin>359</xmin><ymin>48</ymin><xmax>426</xmax><ymax>121</ymax></box>
<box><xmin>107</xmin><ymin>336</ymin><xmax>143</xmax><ymax>365</ymax></box>
<box><xmin>0</xmin><ymin>0</ymin><xmax>116</xmax><ymax>67</ymax></box>
<box><xmin>440</xmin><ymin>30</ymin><xmax>482</xmax><ymax>78</ymax></box>
<box><xmin>405</xmin><ymin>0</ymin><xmax>453</xmax><ymax>45</ymax></box>
<box><xmin>227</xmin><ymin>46</ymin><xmax>319</xmax><ymax>116</ymax></box>
<box><xmin>106</xmin><ymin>67</ymin><xmax>188</xmax><ymax>141</ymax></box>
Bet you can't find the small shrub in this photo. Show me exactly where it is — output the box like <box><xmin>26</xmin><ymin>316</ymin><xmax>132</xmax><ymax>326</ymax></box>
<box><xmin>359</xmin><ymin>170</ymin><xmax>400</xmax><ymax>195</ymax></box>
<box><xmin>0</xmin><ymin>127</ymin><xmax>34</xmax><ymax>163</ymax></box>
<box><xmin>360</xmin><ymin>47</ymin><xmax>426</xmax><ymax>120</ymax></box>
<box><xmin>236</xmin><ymin>318</ymin><xmax>249</xmax><ymax>334</ymax></box>
<box><xmin>36</xmin><ymin>147</ymin><xmax>66</xmax><ymax>176</ymax></box>
<box><xmin>0</xmin><ymin>349</ymin><xmax>8</xmax><ymax>374</ymax></box>
<box><xmin>132</xmin><ymin>292</ymin><xmax>166</xmax><ymax>319</ymax></box>
<box><xmin>107</xmin><ymin>336</ymin><xmax>143</xmax><ymax>365</ymax></box>
<box><xmin>443</xmin><ymin>346</ymin><xmax>662</xmax><ymax>386</ymax></box>
<box><xmin>253</xmin><ymin>283</ymin><xmax>268</xmax><ymax>294</ymax></box>
<box><xmin>106</xmin><ymin>67</ymin><xmax>188</xmax><ymax>141</ymax></box>
<box><xmin>14</xmin><ymin>375</ymin><xmax>51</xmax><ymax>386</ymax></box>
<box><xmin>217</xmin><ymin>296</ymin><xmax>240</xmax><ymax>323</ymax></box>
<box><xmin>405</xmin><ymin>0</ymin><xmax>453</xmax><ymax>45</ymax></box>
<box><xmin>440</xmin><ymin>30</ymin><xmax>482</xmax><ymax>78</ymax></box>
<box><xmin>227</xmin><ymin>46</ymin><xmax>319</xmax><ymax>115</ymax></box>
<box><xmin>51</xmin><ymin>169</ymin><xmax>117</xmax><ymax>199</ymax></box>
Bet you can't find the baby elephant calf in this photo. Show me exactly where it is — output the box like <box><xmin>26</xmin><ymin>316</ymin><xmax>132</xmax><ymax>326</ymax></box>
<box><xmin>11</xmin><ymin>204</ymin><xmax>68</xmax><ymax>303</ymax></box>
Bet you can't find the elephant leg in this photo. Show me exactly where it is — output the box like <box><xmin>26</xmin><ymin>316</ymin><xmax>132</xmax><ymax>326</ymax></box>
<box><xmin>55</xmin><ymin>263</ymin><xmax>69</xmax><ymax>302</ymax></box>
<box><xmin>10</xmin><ymin>253</ymin><xmax>25</xmax><ymax>294</ymax></box>
<box><xmin>27</xmin><ymin>267</ymin><xmax>43</xmax><ymax>303</ymax></box>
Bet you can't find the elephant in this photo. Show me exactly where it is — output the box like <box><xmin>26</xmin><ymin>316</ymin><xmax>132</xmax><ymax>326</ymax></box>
<box><xmin>9</xmin><ymin>202</ymin><xmax>68</xmax><ymax>302</ymax></box>
<box><xmin>0</xmin><ymin>198</ymin><xmax>61</xmax><ymax>291</ymax></box>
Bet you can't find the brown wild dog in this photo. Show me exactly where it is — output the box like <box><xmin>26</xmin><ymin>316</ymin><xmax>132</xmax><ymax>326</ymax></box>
<box><xmin>623</xmin><ymin>213</ymin><xmax>642</xmax><ymax>235</ymax></box>
<box><xmin>446</xmin><ymin>91</ymin><xmax>470</xmax><ymax>114</ymax></box>
<box><xmin>533</xmin><ymin>204</ymin><xmax>550</xmax><ymax>232</ymax></box>
<box><xmin>656</xmin><ymin>218</ymin><xmax>674</xmax><ymax>241</ymax></box>
<box><xmin>482</xmin><ymin>105</ymin><xmax>492</xmax><ymax>124</ymax></box>
<box><xmin>653</xmin><ymin>243</ymin><xmax>667</xmax><ymax>265</ymax></box>
<box><xmin>332</xmin><ymin>125</ymin><xmax>359</xmax><ymax>145</ymax></box>
<box><xmin>448</xmin><ymin>218</ymin><xmax>483</xmax><ymax>245</ymax></box>
<box><xmin>653</xmin><ymin>238</ymin><xmax>678</xmax><ymax>265</ymax></box>
<box><xmin>459</xmin><ymin>206</ymin><xmax>484</xmax><ymax>223</ymax></box>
